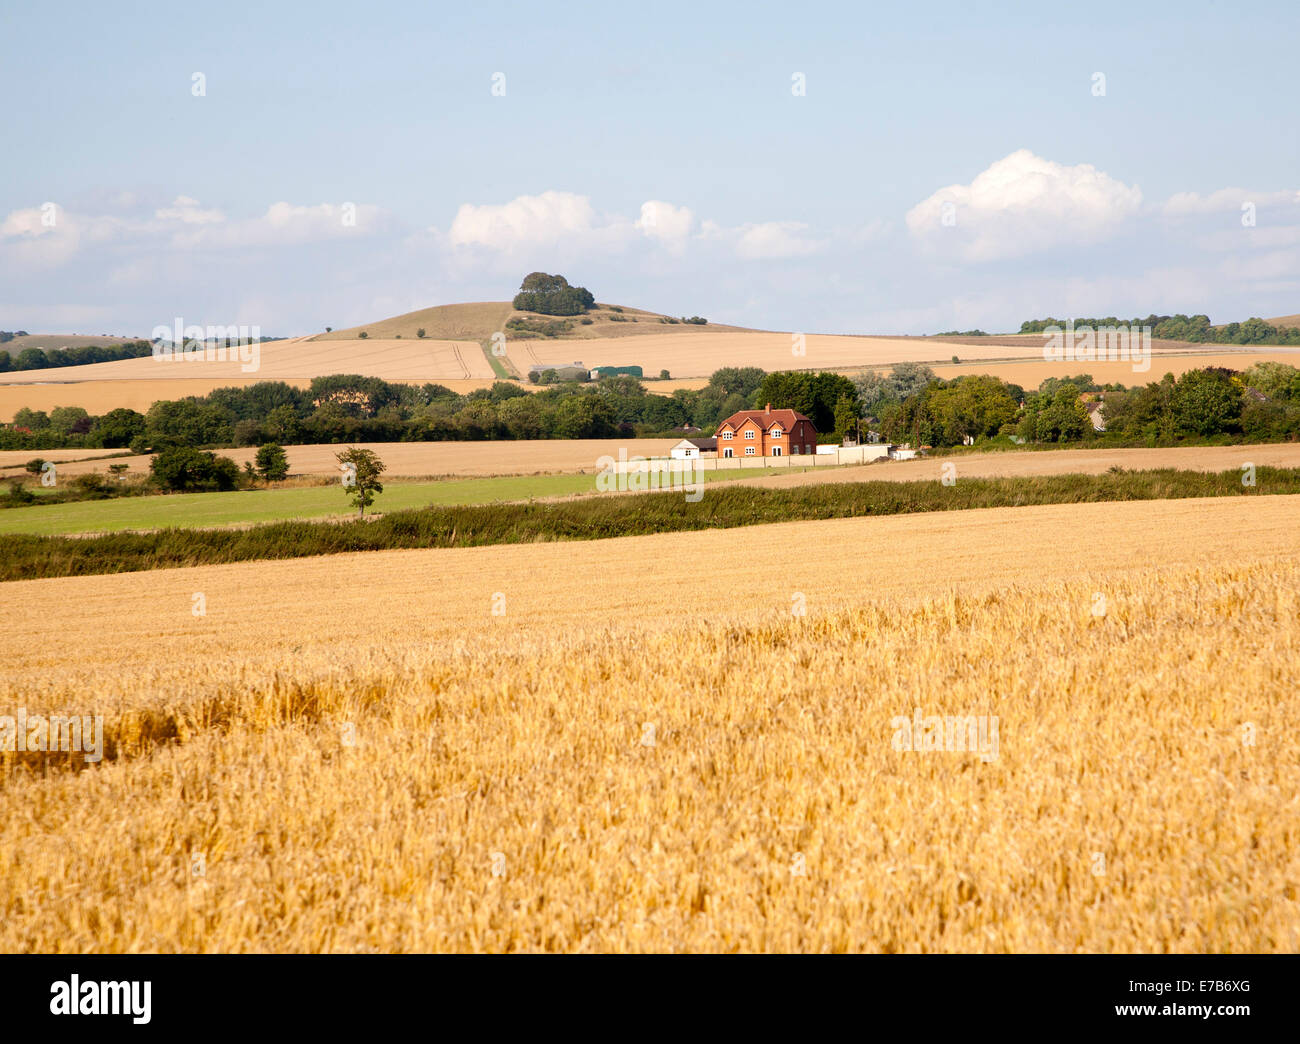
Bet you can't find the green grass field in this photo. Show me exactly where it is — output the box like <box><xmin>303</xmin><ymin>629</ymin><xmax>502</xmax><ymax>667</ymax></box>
<box><xmin>0</xmin><ymin>467</ymin><xmax>819</xmax><ymax>536</ymax></box>
<box><xmin>480</xmin><ymin>342</ymin><xmax>514</xmax><ymax>379</ymax></box>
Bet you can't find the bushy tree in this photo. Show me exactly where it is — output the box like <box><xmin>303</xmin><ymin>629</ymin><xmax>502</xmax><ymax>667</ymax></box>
<box><xmin>254</xmin><ymin>442</ymin><xmax>290</xmax><ymax>482</ymax></box>
<box><xmin>146</xmin><ymin>399</ymin><xmax>234</xmax><ymax>447</ymax></box>
<box><xmin>752</xmin><ymin>371</ymin><xmax>858</xmax><ymax>433</ymax></box>
<box><xmin>150</xmin><ymin>446</ymin><xmax>241</xmax><ymax>491</ymax></box>
<box><xmin>91</xmin><ymin>408</ymin><xmax>146</xmax><ymax>448</ymax></box>
<box><xmin>336</xmin><ymin>447</ymin><xmax>386</xmax><ymax>516</ymax></box>
<box><xmin>1243</xmin><ymin>362</ymin><xmax>1300</xmax><ymax>401</ymax></box>
<box><xmin>49</xmin><ymin>406</ymin><xmax>91</xmax><ymax>436</ymax></box>
<box><xmin>1172</xmin><ymin>368</ymin><xmax>1243</xmax><ymax>437</ymax></box>
<box><xmin>12</xmin><ymin>407</ymin><xmax>50</xmax><ymax>431</ymax></box>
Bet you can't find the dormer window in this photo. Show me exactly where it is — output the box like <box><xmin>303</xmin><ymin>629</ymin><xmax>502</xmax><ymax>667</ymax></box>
<box><xmin>770</xmin><ymin>427</ymin><xmax>782</xmax><ymax>437</ymax></box>
<box><xmin>721</xmin><ymin>431</ymin><xmax>733</xmax><ymax>440</ymax></box>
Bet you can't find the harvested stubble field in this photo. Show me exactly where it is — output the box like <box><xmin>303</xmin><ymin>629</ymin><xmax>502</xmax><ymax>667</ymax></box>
<box><xmin>735</xmin><ymin>442</ymin><xmax>1300</xmax><ymax>491</ymax></box>
<box><xmin>20</xmin><ymin>438</ymin><xmax>678</xmax><ymax>480</ymax></box>
<box><xmin>0</xmin><ymin>377</ymin><xmax>508</xmax><ymax>424</ymax></box>
<box><xmin>0</xmin><ymin>448</ymin><xmax>128</xmax><ymax>469</ymax></box>
<box><xmin>0</xmin><ymin>335</ymin><xmax>494</xmax><ymax>385</ymax></box>
<box><xmin>514</xmin><ymin>331</ymin><xmax>1028</xmax><ymax>379</ymax></box>
<box><xmin>39</xmin><ymin>439</ymin><xmax>1300</xmax><ymax>485</ymax></box>
<box><xmin>2</xmin><ymin>495</ymin><xmax>1299</xmax><ymax>952</ymax></box>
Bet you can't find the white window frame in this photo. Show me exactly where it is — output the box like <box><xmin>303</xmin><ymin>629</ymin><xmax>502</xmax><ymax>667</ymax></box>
<box><xmin>744</xmin><ymin>429</ymin><xmax>755</xmax><ymax>440</ymax></box>
<box><xmin>745</xmin><ymin>446</ymin><xmax>756</xmax><ymax>456</ymax></box>
<box><xmin>721</xmin><ymin>430</ymin><xmax>733</xmax><ymax>440</ymax></box>
<box><xmin>770</xmin><ymin>427</ymin><xmax>782</xmax><ymax>438</ymax></box>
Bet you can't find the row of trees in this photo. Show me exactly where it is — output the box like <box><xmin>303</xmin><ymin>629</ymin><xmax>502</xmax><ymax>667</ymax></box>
<box><xmin>1018</xmin><ymin>315</ymin><xmax>1300</xmax><ymax>346</ymax></box>
<box><xmin>0</xmin><ymin>368</ymin><xmax>779</xmax><ymax>451</ymax></box>
<box><xmin>12</xmin><ymin>360</ymin><xmax>1300</xmax><ymax>455</ymax></box>
<box><xmin>870</xmin><ymin>362</ymin><xmax>1300</xmax><ymax>447</ymax></box>
<box><xmin>0</xmin><ymin>339</ymin><xmax>154</xmax><ymax>372</ymax></box>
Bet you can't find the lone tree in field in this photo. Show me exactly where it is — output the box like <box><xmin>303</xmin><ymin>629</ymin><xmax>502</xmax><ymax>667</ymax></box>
<box><xmin>254</xmin><ymin>442</ymin><xmax>289</xmax><ymax>482</ymax></box>
<box><xmin>336</xmin><ymin>447</ymin><xmax>386</xmax><ymax>517</ymax></box>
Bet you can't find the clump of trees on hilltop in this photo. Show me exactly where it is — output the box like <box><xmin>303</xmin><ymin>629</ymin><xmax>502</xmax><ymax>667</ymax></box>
<box><xmin>511</xmin><ymin>272</ymin><xmax>595</xmax><ymax>316</ymax></box>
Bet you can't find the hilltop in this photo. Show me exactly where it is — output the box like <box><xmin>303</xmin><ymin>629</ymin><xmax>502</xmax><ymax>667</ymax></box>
<box><xmin>308</xmin><ymin>301</ymin><xmax>756</xmax><ymax>343</ymax></box>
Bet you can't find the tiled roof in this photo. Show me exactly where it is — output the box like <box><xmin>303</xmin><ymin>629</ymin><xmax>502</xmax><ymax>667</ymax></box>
<box><xmin>717</xmin><ymin>409</ymin><xmax>813</xmax><ymax>432</ymax></box>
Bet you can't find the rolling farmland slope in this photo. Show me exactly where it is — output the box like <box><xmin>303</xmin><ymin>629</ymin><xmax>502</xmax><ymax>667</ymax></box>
<box><xmin>1</xmin><ymin>495</ymin><xmax>1297</xmax><ymax>951</ymax></box>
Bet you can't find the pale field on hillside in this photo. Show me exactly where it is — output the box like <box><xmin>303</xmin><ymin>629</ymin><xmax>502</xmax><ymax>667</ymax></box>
<box><xmin>1</xmin><ymin>496</ymin><xmax>1298</xmax><ymax>952</ymax></box>
<box><xmin>32</xmin><ymin>440</ymin><xmax>1300</xmax><ymax>483</ymax></box>
<box><xmin>0</xmin><ymin>335</ymin><xmax>494</xmax><ymax>386</ymax></box>
<box><xmin>0</xmin><ymin>448</ymin><xmax>126</xmax><ymax>468</ymax></box>
<box><xmin>510</xmin><ymin>332</ymin><xmax>1027</xmax><ymax>379</ymax></box>
<box><xmin>0</xmin><ymin>377</ymin><xmax>509</xmax><ymax>423</ymax></box>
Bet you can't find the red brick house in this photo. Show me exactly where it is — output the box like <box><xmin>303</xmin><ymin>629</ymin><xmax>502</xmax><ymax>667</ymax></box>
<box><xmin>714</xmin><ymin>403</ymin><xmax>817</xmax><ymax>459</ymax></box>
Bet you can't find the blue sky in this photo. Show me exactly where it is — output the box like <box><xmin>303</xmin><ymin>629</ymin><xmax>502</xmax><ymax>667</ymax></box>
<box><xmin>2</xmin><ymin>0</ymin><xmax>1298</xmax><ymax>335</ymax></box>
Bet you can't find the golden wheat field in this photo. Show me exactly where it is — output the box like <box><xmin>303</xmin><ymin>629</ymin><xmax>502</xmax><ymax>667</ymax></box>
<box><xmin>0</xmin><ymin>335</ymin><xmax>494</xmax><ymax>386</ymax></box>
<box><xmin>510</xmin><ymin>331</ymin><xmax>1022</xmax><ymax>379</ymax></box>
<box><xmin>9</xmin><ymin>438</ymin><xmax>682</xmax><ymax>479</ymax></box>
<box><xmin>2</xmin><ymin>495</ymin><xmax>1298</xmax><ymax>952</ymax></box>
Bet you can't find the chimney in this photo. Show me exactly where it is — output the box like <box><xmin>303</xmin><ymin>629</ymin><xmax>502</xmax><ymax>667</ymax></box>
<box><xmin>765</xmin><ymin>402</ymin><xmax>771</xmax><ymax>414</ymax></box>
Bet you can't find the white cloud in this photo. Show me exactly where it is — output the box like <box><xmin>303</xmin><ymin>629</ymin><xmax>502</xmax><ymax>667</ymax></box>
<box><xmin>169</xmin><ymin>201</ymin><xmax>386</xmax><ymax>248</ymax></box>
<box><xmin>636</xmin><ymin>200</ymin><xmax>695</xmax><ymax>244</ymax></box>
<box><xmin>1164</xmin><ymin>188</ymin><xmax>1299</xmax><ymax>216</ymax></box>
<box><xmin>443</xmin><ymin>191</ymin><xmax>821</xmax><ymax>261</ymax></box>
<box><xmin>155</xmin><ymin>195</ymin><xmax>225</xmax><ymax>225</ymax></box>
<box><xmin>448</xmin><ymin>191</ymin><xmax>603</xmax><ymax>250</ymax></box>
<box><xmin>906</xmin><ymin>149</ymin><xmax>1143</xmax><ymax>261</ymax></box>
<box><xmin>0</xmin><ymin>205</ymin><xmax>84</xmax><ymax>267</ymax></box>
<box><xmin>734</xmin><ymin>221</ymin><xmax>822</xmax><ymax>259</ymax></box>
<box><xmin>1</xmin><ymin>206</ymin><xmax>57</xmax><ymax>239</ymax></box>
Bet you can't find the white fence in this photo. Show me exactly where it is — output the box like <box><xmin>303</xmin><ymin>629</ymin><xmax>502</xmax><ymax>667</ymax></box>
<box><xmin>596</xmin><ymin>444</ymin><xmax>893</xmax><ymax>475</ymax></box>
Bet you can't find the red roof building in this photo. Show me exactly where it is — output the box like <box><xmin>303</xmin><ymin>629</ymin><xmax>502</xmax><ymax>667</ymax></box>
<box><xmin>715</xmin><ymin>403</ymin><xmax>817</xmax><ymax>458</ymax></box>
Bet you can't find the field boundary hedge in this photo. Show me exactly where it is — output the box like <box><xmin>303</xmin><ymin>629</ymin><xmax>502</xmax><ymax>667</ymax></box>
<box><xmin>2</xmin><ymin>467</ymin><xmax>1295</xmax><ymax>582</ymax></box>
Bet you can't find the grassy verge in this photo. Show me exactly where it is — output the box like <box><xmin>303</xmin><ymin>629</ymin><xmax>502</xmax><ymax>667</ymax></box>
<box><xmin>0</xmin><ymin>467</ymin><xmax>822</xmax><ymax>537</ymax></box>
<box><xmin>480</xmin><ymin>342</ymin><xmax>515</xmax><ymax>379</ymax></box>
<box><xmin>1</xmin><ymin>466</ymin><xmax>1295</xmax><ymax>582</ymax></box>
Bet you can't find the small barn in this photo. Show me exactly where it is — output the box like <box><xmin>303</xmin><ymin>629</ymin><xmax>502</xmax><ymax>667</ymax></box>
<box><xmin>670</xmin><ymin>437</ymin><xmax>717</xmax><ymax>460</ymax></box>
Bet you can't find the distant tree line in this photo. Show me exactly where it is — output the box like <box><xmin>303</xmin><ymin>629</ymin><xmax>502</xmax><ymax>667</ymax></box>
<box><xmin>0</xmin><ymin>331</ymin><xmax>31</xmax><ymax>343</ymax></box>
<box><xmin>1018</xmin><ymin>315</ymin><xmax>1300</xmax><ymax>346</ymax></box>
<box><xmin>866</xmin><ymin>361</ymin><xmax>1300</xmax><ymax>447</ymax></box>
<box><xmin>0</xmin><ymin>368</ymin><xmax>780</xmax><ymax>451</ymax></box>
<box><xmin>0</xmin><ymin>339</ymin><xmax>154</xmax><ymax>372</ymax></box>
<box><xmin>10</xmin><ymin>360</ymin><xmax>1300</xmax><ymax>454</ymax></box>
